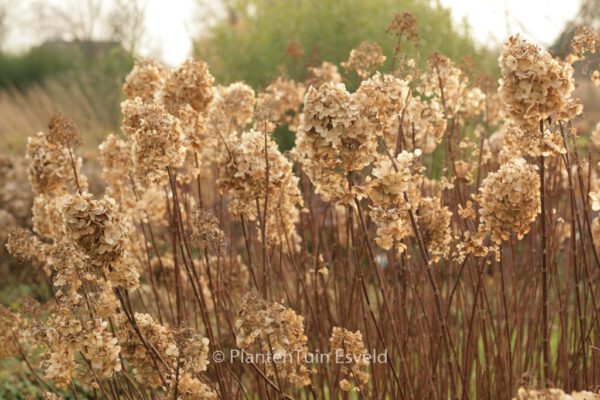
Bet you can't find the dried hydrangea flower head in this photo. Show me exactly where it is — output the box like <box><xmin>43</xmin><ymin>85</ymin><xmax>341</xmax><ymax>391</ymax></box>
<box><xmin>32</xmin><ymin>194</ymin><xmax>65</xmax><ymax>241</ymax></box>
<box><xmin>235</xmin><ymin>292</ymin><xmax>311</xmax><ymax>387</ymax></box>
<box><xmin>341</xmin><ymin>41</ymin><xmax>386</xmax><ymax>78</ymax></box>
<box><xmin>115</xmin><ymin>312</ymin><xmax>179</xmax><ymax>388</ymax></box>
<box><xmin>499</xmin><ymin>35</ymin><xmax>579</xmax><ymax>133</ymax></box>
<box><xmin>48</xmin><ymin>112</ymin><xmax>81</xmax><ymax>147</ymax></box>
<box><xmin>570</xmin><ymin>25</ymin><xmax>599</xmax><ymax>59</ymax></box>
<box><xmin>191</xmin><ymin>208</ymin><xmax>225</xmax><ymax>250</ymax></box>
<box><xmin>354</xmin><ymin>72</ymin><xmax>410</xmax><ymax>139</ymax></box>
<box><xmin>305</xmin><ymin>61</ymin><xmax>343</xmax><ymax>88</ymax></box>
<box><xmin>162</xmin><ymin>58</ymin><xmax>214</xmax><ymax>115</ymax></box>
<box><xmin>295</xmin><ymin>82</ymin><xmax>375</xmax><ymax>204</ymax></box>
<box><xmin>79</xmin><ymin>319</ymin><xmax>122</xmax><ymax>380</ymax></box>
<box><xmin>218</xmin><ymin>129</ymin><xmax>303</xmax><ymax>250</ymax></box>
<box><xmin>400</xmin><ymin>97</ymin><xmax>447</xmax><ymax>154</ymax></box>
<box><xmin>255</xmin><ymin>77</ymin><xmax>305</xmax><ymax>133</ymax></box>
<box><xmin>513</xmin><ymin>387</ymin><xmax>599</xmax><ymax>400</ymax></box>
<box><xmin>121</xmin><ymin>98</ymin><xmax>186</xmax><ymax>184</ymax></box>
<box><xmin>6</xmin><ymin>227</ymin><xmax>48</xmax><ymax>265</ymax></box>
<box><xmin>502</xmin><ymin>120</ymin><xmax>566</xmax><ymax>157</ymax></box>
<box><xmin>166</xmin><ymin>373</ymin><xmax>217</xmax><ymax>400</ymax></box>
<box><xmin>418</xmin><ymin>53</ymin><xmax>473</xmax><ymax>117</ymax></box>
<box><xmin>366</xmin><ymin>151</ymin><xmax>424</xmax><ymax>252</ymax></box>
<box><xmin>123</xmin><ymin>59</ymin><xmax>167</xmax><ymax>102</ymax></box>
<box><xmin>215</xmin><ymin>82</ymin><xmax>256</xmax><ymax>129</ymax></box>
<box><xmin>98</xmin><ymin>134</ymin><xmax>136</xmax><ymax>206</ymax></box>
<box><xmin>479</xmin><ymin>157</ymin><xmax>540</xmax><ymax>242</ymax></box>
<box><xmin>329</xmin><ymin>327</ymin><xmax>370</xmax><ymax>392</ymax></box>
<box><xmin>26</xmin><ymin>132</ymin><xmax>82</xmax><ymax>195</ymax></box>
<box><xmin>62</xmin><ymin>192</ymin><xmax>127</xmax><ymax>267</ymax></box>
<box><xmin>386</xmin><ymin>11</ymin><xmax>419</xmax><ymax>42</ymax></box>
<box><xmin>418</xmin><ymin>196</ymin><xmax>453</xmax><ymax>262</ymax></box>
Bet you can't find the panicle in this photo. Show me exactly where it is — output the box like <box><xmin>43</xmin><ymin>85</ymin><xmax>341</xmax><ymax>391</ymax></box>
<box><xmin>499</xmin><ymin>35</ymin><xmax>580</xmax><ymax>134</ymax></box>
<box><xmin>479</xmin><ymin>157</ymin><xmax>540</xmax><ymax>242</ymax></box>
<box><xmin>341</xmin><ymin>41</ymin><xmax>386</xmax><ymax>78</ymax></box>
<box><xmin>162</xmin><ymin>58</ymin><xmax>214</xmax><ymax>115</ymax></box>
<box><xmin>236</xmin><ymin>292</ymin><xmax>311</xmax><ymax>387</ymax></box>
<box><xmin>386</xmin><ymin>12</ymin><xmax>419</xmax><ymax>42</ymax></box>
<box><xmin>305</xmin><ymin>61</ymin><xmax>342</xmax><ymax>88</ymax></box>
<box><xmin>48</xmin><ymin>112</ymin><xmax>81</xmax><ymax>147</ymax></box>
<box><xmin>329</xmin><ymin>327</ymin><xmax>370</xmax><ymax>392</ymax></box>
<box><xmin>570</xmin><ymin>25</ymin><xmax>599</xmax><ymax>59</ymax></box>
<box><xmin>123</xmin><ymin>59</ymin><xmax>168</xmax><ymax>102</ymax></box>
<box><xmin>366</xmin><ymin>151</ymin><xmax>424</xmax><ymax>252</ymax></box>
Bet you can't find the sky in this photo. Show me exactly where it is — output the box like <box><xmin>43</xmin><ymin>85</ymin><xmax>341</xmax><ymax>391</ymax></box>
<box><xmin>2</xmin><ymin>0</ymin><xmax>582</xmax><ymax>65</ymax></box>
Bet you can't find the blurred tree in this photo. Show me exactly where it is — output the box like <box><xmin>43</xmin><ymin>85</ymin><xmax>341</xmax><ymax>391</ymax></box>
<box><xmin>31</xmin><ymin>0</ymin><xmax>148</xmax><ymax>54</ymax></box>
<box><xmin>192</xmin><ymin>0</ymin><xmax>496</xmax><ymax>88</ymax></box>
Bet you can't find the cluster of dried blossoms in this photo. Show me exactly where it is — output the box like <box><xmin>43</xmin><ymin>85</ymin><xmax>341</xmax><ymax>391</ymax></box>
<box><xmin>329</xmin><ymin>327</ymin><xmax>370</xmax><ymax>392</ymax></box>
<box><xmin>3</xmin><ymin>17</ymin><xmax>600</xmax><ymax>400</ymax></box>
<box><xmin>235</xmin><ymin>292</ymin><xmax>311</xmax><ymax>387</ymax></box>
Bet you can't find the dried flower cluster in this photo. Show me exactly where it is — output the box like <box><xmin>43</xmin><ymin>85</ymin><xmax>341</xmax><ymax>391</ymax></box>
<box><xmin>4</xmin><ymin>17</ymin><xmax>600</xmax><ymax>400</ymax></box>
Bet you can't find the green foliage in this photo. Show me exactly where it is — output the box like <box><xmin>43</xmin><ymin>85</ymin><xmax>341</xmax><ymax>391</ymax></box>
<box><xmin>194</xmin><ymin>0</ymin><xmax>496</xmax><ymax>88</ymax></box>
<box><xmin>0</xmin><ymin>45</ymin><xmax>75</xmax><ymax>89</ymax></box>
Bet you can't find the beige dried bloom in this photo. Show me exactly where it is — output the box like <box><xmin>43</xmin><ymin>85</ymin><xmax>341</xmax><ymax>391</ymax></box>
<box><xmin>400</xmin><ymin>98</ymin><xmax>447</xmax><ymax>154</ymax></box>
<box><xmin>418</xmin><ymin>53</ymin><xmax>470</xmax><ymax>116</ymax></box>
<box><xmin>191</xmin><ymin>208</ymin><xmax>225</xmax><ymax>249</ymax></box>
<box><xmin>499</xmin><ymin>35</ymin><xmax>580</xmax><ymax>133</ymax></box>
<box><xmin>366</xmin><ymin>151</ymin><xmax>424</xmax><ymax>252</ymax></box>
<box><xmin>175</xmin><ymin>329</ymin><xmax>211</xmax><ymax>375</ymax></box>
<box><xmin>341</xmin><ymin>41</ymin><xmax>386</xmax><ymax>78</ymax></box>
<box><xmin>32</xmin><ymin>194</ymin><xmax>65</xmax><ymax>242</ymax></box>
<box><xmin>62</xmin><ymin>192</ymin><xmax>127</xmax><ymax>267</ymax></box>
<box><xmin>115</xmin><ymin>312</ymin><xmax>178</xmax><ymax>388</ymax></box>
<box><xmin>418</xmin><ymin>196</ymin><xmax>453</xmax><ymax>262</ymax></box>
<box><xmin>163</xmin><ymin>58</ymin><xmax>214</xmax><ymax>115</ymax></box>
<box><xmin>218</xmin><ymin>130</ymin><xmax>303</xmax><ymax>250</ymax></box>
<box><xmin>479</xmin><ymin>158</ymin><xmax>540</xmax><ymax>242</ymax></box>
<box><xmin>43</xmin><ymin>393</ymin><xmax>64</xmax><ymax>400</ymax></box>
<box><xmin>502</xmin><ymin>120</ymin><xmax>565</xmax><ymax>157</ymax></box>
<box><xmin>48</xmin><ymin>112</ymin><xmax>80</xmax><ymax>147</ymax></box>
<box><xmin>571</xmin><ymin>26</ymin><xmax>599</xmax><ymax>59</ymax></box>
<box><xmin>329</xmin><ymin>327</ymin><xmax>370</xmax><ymax>392</ymax></box>
<box><xmin>305</xmin><ymin>61</ymin><xmax>343</xmax><ymax>88</ymax></box>
<box><xmin>80</xmin><ymin>319</ymin><xmax>122</xmax><ymax>379</ymax></box>
<box><xmin>166</xmin><ymin>372</ymin><xmax>217</xmax><ymax>400</ymax></box>
<box><xmin>354</xmin><ymin>72</ymin><xmax>410</xmax><ymax>138</ymax></box>
<box><xmin>386</xmin><ymin>12</ymin><xmax>419</xmax><ymax>42</ymax></box>
<box><xmin>236</xmin><ymin>292</ymin><xmax>311</xmax><ymax>387</ymax></box>
<box><xmin>6</xmin><ymin>227</ymin><xmax>48</xmax><ymax>264</ymax></box>
<box><xmin>122</xmin><ymin>98</ymin><xmax>186</xmax><ymax>184</ymax></box>
<box><xmin>295</xmin><ymin>82</ymin><xmax>375</xmax><ymax>204</ymax></box>
<box><xmin>98</xmin><ymin>134</ymin><xmax>135</xmax><ymax>206</ymax></box>
<box><xmin>123</xmin><ymin>59</ymin><xmax>167</xmax><ymax>102</ymax></box>
<box><xmin>513</xmin><ymin>387</ymin><xmax>599</xmax><ymax>400</ymax></box>
<box><xmin>255</xmin><ymin>77</ymin><xmax>305</xmax><ymax>132</ymax></box>
<box><xmin>26</xmin><ymin>132</ymin><xmax>80</xmax><ymax>195</ymax></box>
<box><xmin>217</xmin><ymin>82</ymin><xmax>256</xmax><ymax>128</ymax></box>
